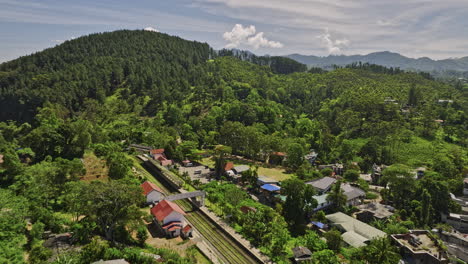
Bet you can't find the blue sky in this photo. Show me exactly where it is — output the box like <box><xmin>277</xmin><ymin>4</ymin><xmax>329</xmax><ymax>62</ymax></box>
<box><xmin>1</xmin><ymin>0</ymin><xmax>467</xmax><ymax>63</ymax></box>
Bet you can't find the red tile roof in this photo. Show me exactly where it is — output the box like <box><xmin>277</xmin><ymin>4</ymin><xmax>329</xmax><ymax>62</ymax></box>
<box><xmin>141</xmin><ymin>181</ymin><xmax>164</xmax><ymax>196</ymax></box>
<box><xmin>150</xmin><ymin>149</ymin><xmax>165</xmax><ymax>155</ymax></box>
<box><xmin>272</xmin><ymin>152</ymin><xmax>286</xmax><ymax>157</ymax></box>
<box><xmin>183</xmin><ymin>225</ymin><xmax>192</xmax><ymax>233</ymax></box>
<box><xmin>151</xmin><ymin>200</ymin><xmax>186</xmax><ymax>222</ymax></box>
<box><xmin>224</xmin><ymin>162</ymin><xmax>234</xmax><ymax>171</ymax></box>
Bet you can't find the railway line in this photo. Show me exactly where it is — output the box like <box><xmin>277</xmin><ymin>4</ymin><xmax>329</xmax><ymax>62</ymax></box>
<box><xmin>133</xmin><ymin>156</ymin><xmax>261</xmax><ymax>264</ymax></box>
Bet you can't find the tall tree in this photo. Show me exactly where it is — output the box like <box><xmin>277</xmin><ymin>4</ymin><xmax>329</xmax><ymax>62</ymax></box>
<box><xmin>326</xmin><ymin>181</ymin><xmax>347</xmax><ymax>212</ymax></box>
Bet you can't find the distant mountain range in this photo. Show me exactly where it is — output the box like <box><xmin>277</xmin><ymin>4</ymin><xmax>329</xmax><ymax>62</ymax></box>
<box><xmin>285</xmin><ymin>51</ymin><xmax>468</xmax><ymax>77</ymax></box>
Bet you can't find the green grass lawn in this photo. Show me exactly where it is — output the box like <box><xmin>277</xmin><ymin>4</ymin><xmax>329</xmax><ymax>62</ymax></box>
<box><xmin>199</xmin><ymin>156</ymin><xmax>292</xmax><ymax>182</ymax></box>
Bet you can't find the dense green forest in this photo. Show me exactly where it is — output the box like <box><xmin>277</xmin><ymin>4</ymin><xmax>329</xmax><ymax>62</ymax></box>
<box><xmin>0</xmin><ymin>30</ymin><xmax>467</xmax><ymax>263</ymax></box>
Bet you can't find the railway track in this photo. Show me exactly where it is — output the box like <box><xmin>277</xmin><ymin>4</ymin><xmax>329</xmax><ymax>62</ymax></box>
<box><xmin>133</xmin><ymin>157</ymin><xmax>261</xmax><ymax>264</ymax></box>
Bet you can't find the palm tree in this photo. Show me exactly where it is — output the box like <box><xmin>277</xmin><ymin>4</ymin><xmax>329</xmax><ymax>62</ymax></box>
<box><xmin>362</xmin><ymin>237</ymin><xmax>401</xmax><ymax>264</ymax></box>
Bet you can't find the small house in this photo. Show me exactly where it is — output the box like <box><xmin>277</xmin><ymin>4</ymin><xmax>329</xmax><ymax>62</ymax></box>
<box><xmin>233</xmin><ymin>165</ymin><xmax>250</xmax><ymax>175</ymax></box>
<box><xmin>306</xmin><ymin>177</ymin><xmax>337</xmax><ymax>194</ymax></box>
<box><xmin>292</xmin><ymin>246</ymin><xmax>312</xmax><ymax>263</ymax></box>
<box><xmin>269</xmin><ymin>151</ymin><xmax>286</xmax><ymax>165</ymax></box>
<box><xmin>356</xmin><ymin>202</ymin><xmax>394</xmax><ymax>223</ymax></box>
<box><xmin>326</xmin><ymin>212</ymin><xmax>386</xmax><ymax>247</ymax></box>
<box><xmin>257</xmin><ymin>176</ymin><xmax>279</xmax><ymax>186</ymax></box>
<box><xmin>151</xmin><ymin>200</ymin><xmax>186</xmax><ymax>237</ymax></box>
<box><xmin>342</xmin><ymin>183</ymin><xmax>366</xmax><ymax>206</ymax></box>
<box><xmin>181</xmin><ymin>224</ymin><xmax>193</xmax><ymax>239</ymax></box>
<box><xmin>312</xmin><ymin>193</ymin><xmax>331</xmax><ymax>211</ymax></box>
<box><xmin>150</xmin><ymin>149</ymin><xmax>174</xmax><ymax>168</ymax></box>
<box><xmin>141</xmin><ymin>181</ymin><xmax>165</xmax><ymax>204</ymax></box>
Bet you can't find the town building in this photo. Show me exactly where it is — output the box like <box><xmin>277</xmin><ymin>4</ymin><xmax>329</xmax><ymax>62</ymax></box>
<box><xmin>269</xmin><ymin>151</ymin><xmax>286</xmax><ymax>165</ymax></box>
<box><xmin>306</xmin><ymin>176</ymin><xmax>337</xmax><ymax>194</ymax></box>
<box><xmin>257</xmin><ymin>176</ymin><xmax>279</xmax><ymax>186</ymax></box>
<box><xmin>341</xmin><ymin>183</ymin><xmax>366</xmax><ymax>206</ymax></box>
<box><xmin>233</xmin><ymin>165</ymin><xmax>250</xmax><ymax>175</ymax></box>
<box><xmin>325</xmin><ymin>212</ymin><xmax>386</xmax><ymax>247</ymax></box>
<box><xmin>141</xmin><ymin>181</ymin><xmax>165</xmax><ymax>204</ymax></box>
<box><xmin>318</xmin><ymin>164</ymin><xmax>344</xmax><ymax>175</ymax></box>
<box><xmin>128</xmin><ymin>144</ymin><xmax>152</xmax><ymax>153</ymax></box>
<box><xmin>391</xmin><ymin>230</ymin><xmax>449</xmax><ymax>264</ymax></box>
<box><xmin>435</xmin><ymin>230</ymin><xmax>468</xmax><ymax>263</ymax></box>
<box><xmin>312</xmin><ymin>193</ymin><xmax>331</xmax><ymax>211</ymax></box>
<box><xmin>441</xmin><ymin>213</ymin><xmax>468</xmax><ymax>233</ymax></box>
<box><xmin>151</xmin><ymin>200</ymin><xmax>188</xmax><ymax>238</ymax></box>
<box><xmin>292</xmin><ymin>246</ymin><xmax>312</xmax><ymax>263</ymax></box>
<box><xmin>150</xmin><ymin>149</ymin><xmax>173</xmax><ymax>168</ymax></box>
<box><xmin>356</xmin><ymin>202</ymin><xmax>395</xmax><ymax>223</ymax></box>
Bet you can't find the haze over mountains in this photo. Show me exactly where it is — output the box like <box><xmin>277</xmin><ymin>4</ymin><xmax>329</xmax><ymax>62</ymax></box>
<box><xmin>285</xmin><ymin>51</ymin><xmax>468</xmax><ymax>77</ymax></box>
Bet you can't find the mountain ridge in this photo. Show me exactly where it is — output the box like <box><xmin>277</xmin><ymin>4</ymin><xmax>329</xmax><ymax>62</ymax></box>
<box><xmin>285</xmin><ymin>51</ymin><xmax>468</xmax><ymax>76</ymax></box>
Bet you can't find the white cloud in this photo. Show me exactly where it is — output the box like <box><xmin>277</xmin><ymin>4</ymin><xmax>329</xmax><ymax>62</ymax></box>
<box><xmin>317</xmin><ymin>28</ymin><xmax>349</xmax><ymax>54</ymax></box>
<box><xmin>223</xmin><ymin>24</ymin><xmax>283</xmax><ymax>49</ymax></box>
<box><xmin>144</xmin><ymin>26</ymin><xmax>159</xmax><ymax>32</ymax></box>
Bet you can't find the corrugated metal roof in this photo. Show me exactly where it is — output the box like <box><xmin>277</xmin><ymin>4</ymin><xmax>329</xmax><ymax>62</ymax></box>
<box><xmin>261</xmin><ymin>184</ymin><xmax>281</xmax><ymax>192</ymax></box>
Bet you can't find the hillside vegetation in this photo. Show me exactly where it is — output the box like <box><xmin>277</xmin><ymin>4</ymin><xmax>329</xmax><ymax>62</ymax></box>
<box><xmin>0</xmin><ymin>30</ymin><xmax>467</xmax><ymax>263</ymax></box>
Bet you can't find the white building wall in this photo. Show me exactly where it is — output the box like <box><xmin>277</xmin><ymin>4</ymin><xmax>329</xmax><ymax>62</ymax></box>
<box><xmin>162</xmin><ymin>211</ymin><xmax>184</xmax><ymax>225</ymax></box>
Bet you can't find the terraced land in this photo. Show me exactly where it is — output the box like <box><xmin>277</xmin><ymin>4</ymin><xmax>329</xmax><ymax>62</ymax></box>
<box><xmin>132</xmin><ymin>156</ymin><xmax>260</xmax><ymax>264</ymax></box>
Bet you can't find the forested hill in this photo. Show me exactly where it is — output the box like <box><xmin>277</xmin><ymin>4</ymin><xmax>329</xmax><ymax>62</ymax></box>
<box><xmin>0</xmin><ymin>30</ymin><xmax>214</xmax><ymax>121</ymax></box>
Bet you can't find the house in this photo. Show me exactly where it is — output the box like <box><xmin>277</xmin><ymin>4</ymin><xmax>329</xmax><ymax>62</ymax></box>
<box><xmin>313</xmin><ymin>193</ymin><xmax>331</xmax><ymax>211</ymax></box>
<box><xmin>257</xmin><ymin>176</ymin><xmax>279</xmax><ymax>186</ymax></box>
<box><xmin>341</xmin><ymin>183</ymin><xmax>366</xmax><ymax>206</ymax></box>
<box><xmin>260</xmin><ymin>184</ymin><xmax>281</xmax><ymax>193</ymax></box>
<box><xmin>325</xmin><ymin>212</ymin><xmax>386</xmax><ymax>247</ymax></box>
<box><xmin>182</xmin><ymin>160</ymin><xmax>193</xmax><ymax>167</ymax></box>
<box><xmin>233</xmin><ymin>165</ymin><xmax>250</xmax><ymax>175</ymax></box>
<box><xmin>441</xmin><ymin>213</ymin><xmax>468</xmax><ymax>233</ymax></box>
<box><xmin>436</xmin><ymin>230</ymin><xmax>468</xmax><ymax>263</ymax></box>
<box><xmin>318</xmin><ymin>164</ymin><xmax>344</xmax><ymax>175</ymax></box>
<box><xmin>306</xmin><ymin>177</ymin><xmax>337</xmax><ymax>194</ymax></box>
<box><xmin>150</xmin><ymin>149</ymin><xmax>174</xmax><ymax>168</ymax></box>
<box><xmin>292</xmin><ymin>246</ymin><xmax>312</xmax><ymax>263</ymax></box>
<box><xmin>356</xmin><ymin>202</ymin><xmax>394</xmax><ymax>223</ymax></box>
<box><xmin>224</xmin><ymin>162</ymin><xmax>234</xmax><ymax>172</ymax></box>
<box><xmin>141</xmin><ymin>181</ymin><xmax>165</xmax><ymax>204</ymax></box>
<box><xmin>304</xmin><ymin>151</ymin><xmax>318</xmax><ymax>165</ymax></box>
<box><xmin>269</xmin><ymin>151</ymin><xmax>286</xmax><ymax>165</ymax></box>
<box><xmin>0</xmin><ymin>154</ymin><xmax>4</xmax><ymax>164</ymax></box>
<box><xmin>151</xmin><ymin>200</ymin><xmax>186</xmax><ymax>237</ymax></box>
<box><xmin>391</xmin><ymin>230</ymin><xmax>449</xmax><ymax>264</ymax></box>
<box><xmin>464</xmin><ymin>178</ymin><xmax>468</xmax><ymax>196</ymax></box>
<box><xmin>359</xmin><ymin>173</ymin><xmax>372</xmax><ymax>183</ymax></box>
<box><xmin>181</xmin><ymin>224</ymin><xmax>193</xmax><ymax>239</ymax></box>
<box><xmin>371</xmin><ymin>164</ymin><xmax>387</xmax><ymax>184</ymax></box>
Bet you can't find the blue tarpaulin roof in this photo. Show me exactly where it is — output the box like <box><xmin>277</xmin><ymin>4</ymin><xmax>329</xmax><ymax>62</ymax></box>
<box><xmin>261</xmin><ymin>184</ymin><xmax>281</xmax><ymax>192</ymax></box>
<box><xmin>311</xmin><ymin>221</ymin><xmax>325</xmax><ymax>229</ymax></box>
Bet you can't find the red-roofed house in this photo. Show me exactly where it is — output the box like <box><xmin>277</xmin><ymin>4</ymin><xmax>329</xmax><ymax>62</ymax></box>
<box><xmin>150</xmin><ymin>149</ymin><xmax>174</xmax><ymax>168</ymax></box>
<box><xmin>151</xmin><ymin>200</ymin><xmax>186</xmax><ymax>237</ymax></box>
<box><xmin>182</xmin><ymin>224</ymin><xmax>192</xmax><ymax>238</ymax></box>
<box><xmin>224</xmin><ymin>162</ymin><xmax>234</xmax><ymax>172</ymax></box>
<box><xmin>140</xmin><ymin>181</ymin><xmax>165</xmax><ymax>204</ymax></box>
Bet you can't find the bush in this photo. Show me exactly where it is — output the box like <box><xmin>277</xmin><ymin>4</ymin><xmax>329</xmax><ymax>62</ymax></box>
<box><xmin>29</xmin><ymin>243</ymin><xmax>52</xmax><ymax>264</ymax></box>
<box><xmin>137</xmin><ymin>225</ymin><xmax>149</xmax><ymax>245</ymax></box>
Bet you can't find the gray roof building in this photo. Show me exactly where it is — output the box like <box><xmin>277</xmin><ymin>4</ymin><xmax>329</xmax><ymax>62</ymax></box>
<box><xmin>326</xmin><ymin>212</ymin><xmax>386</xmax><ymax>247</ymax></box>
<box><xmin>306</xmin><ymin>176</ymin><xmax>337</xmax><ymax>194</ymax></box>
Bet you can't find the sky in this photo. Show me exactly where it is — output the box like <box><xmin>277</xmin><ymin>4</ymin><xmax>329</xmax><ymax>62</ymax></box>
<box><xmin>1</xmin><ymin>0</ymin><xmax>468</xmax><ymax>63</ymax></box>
